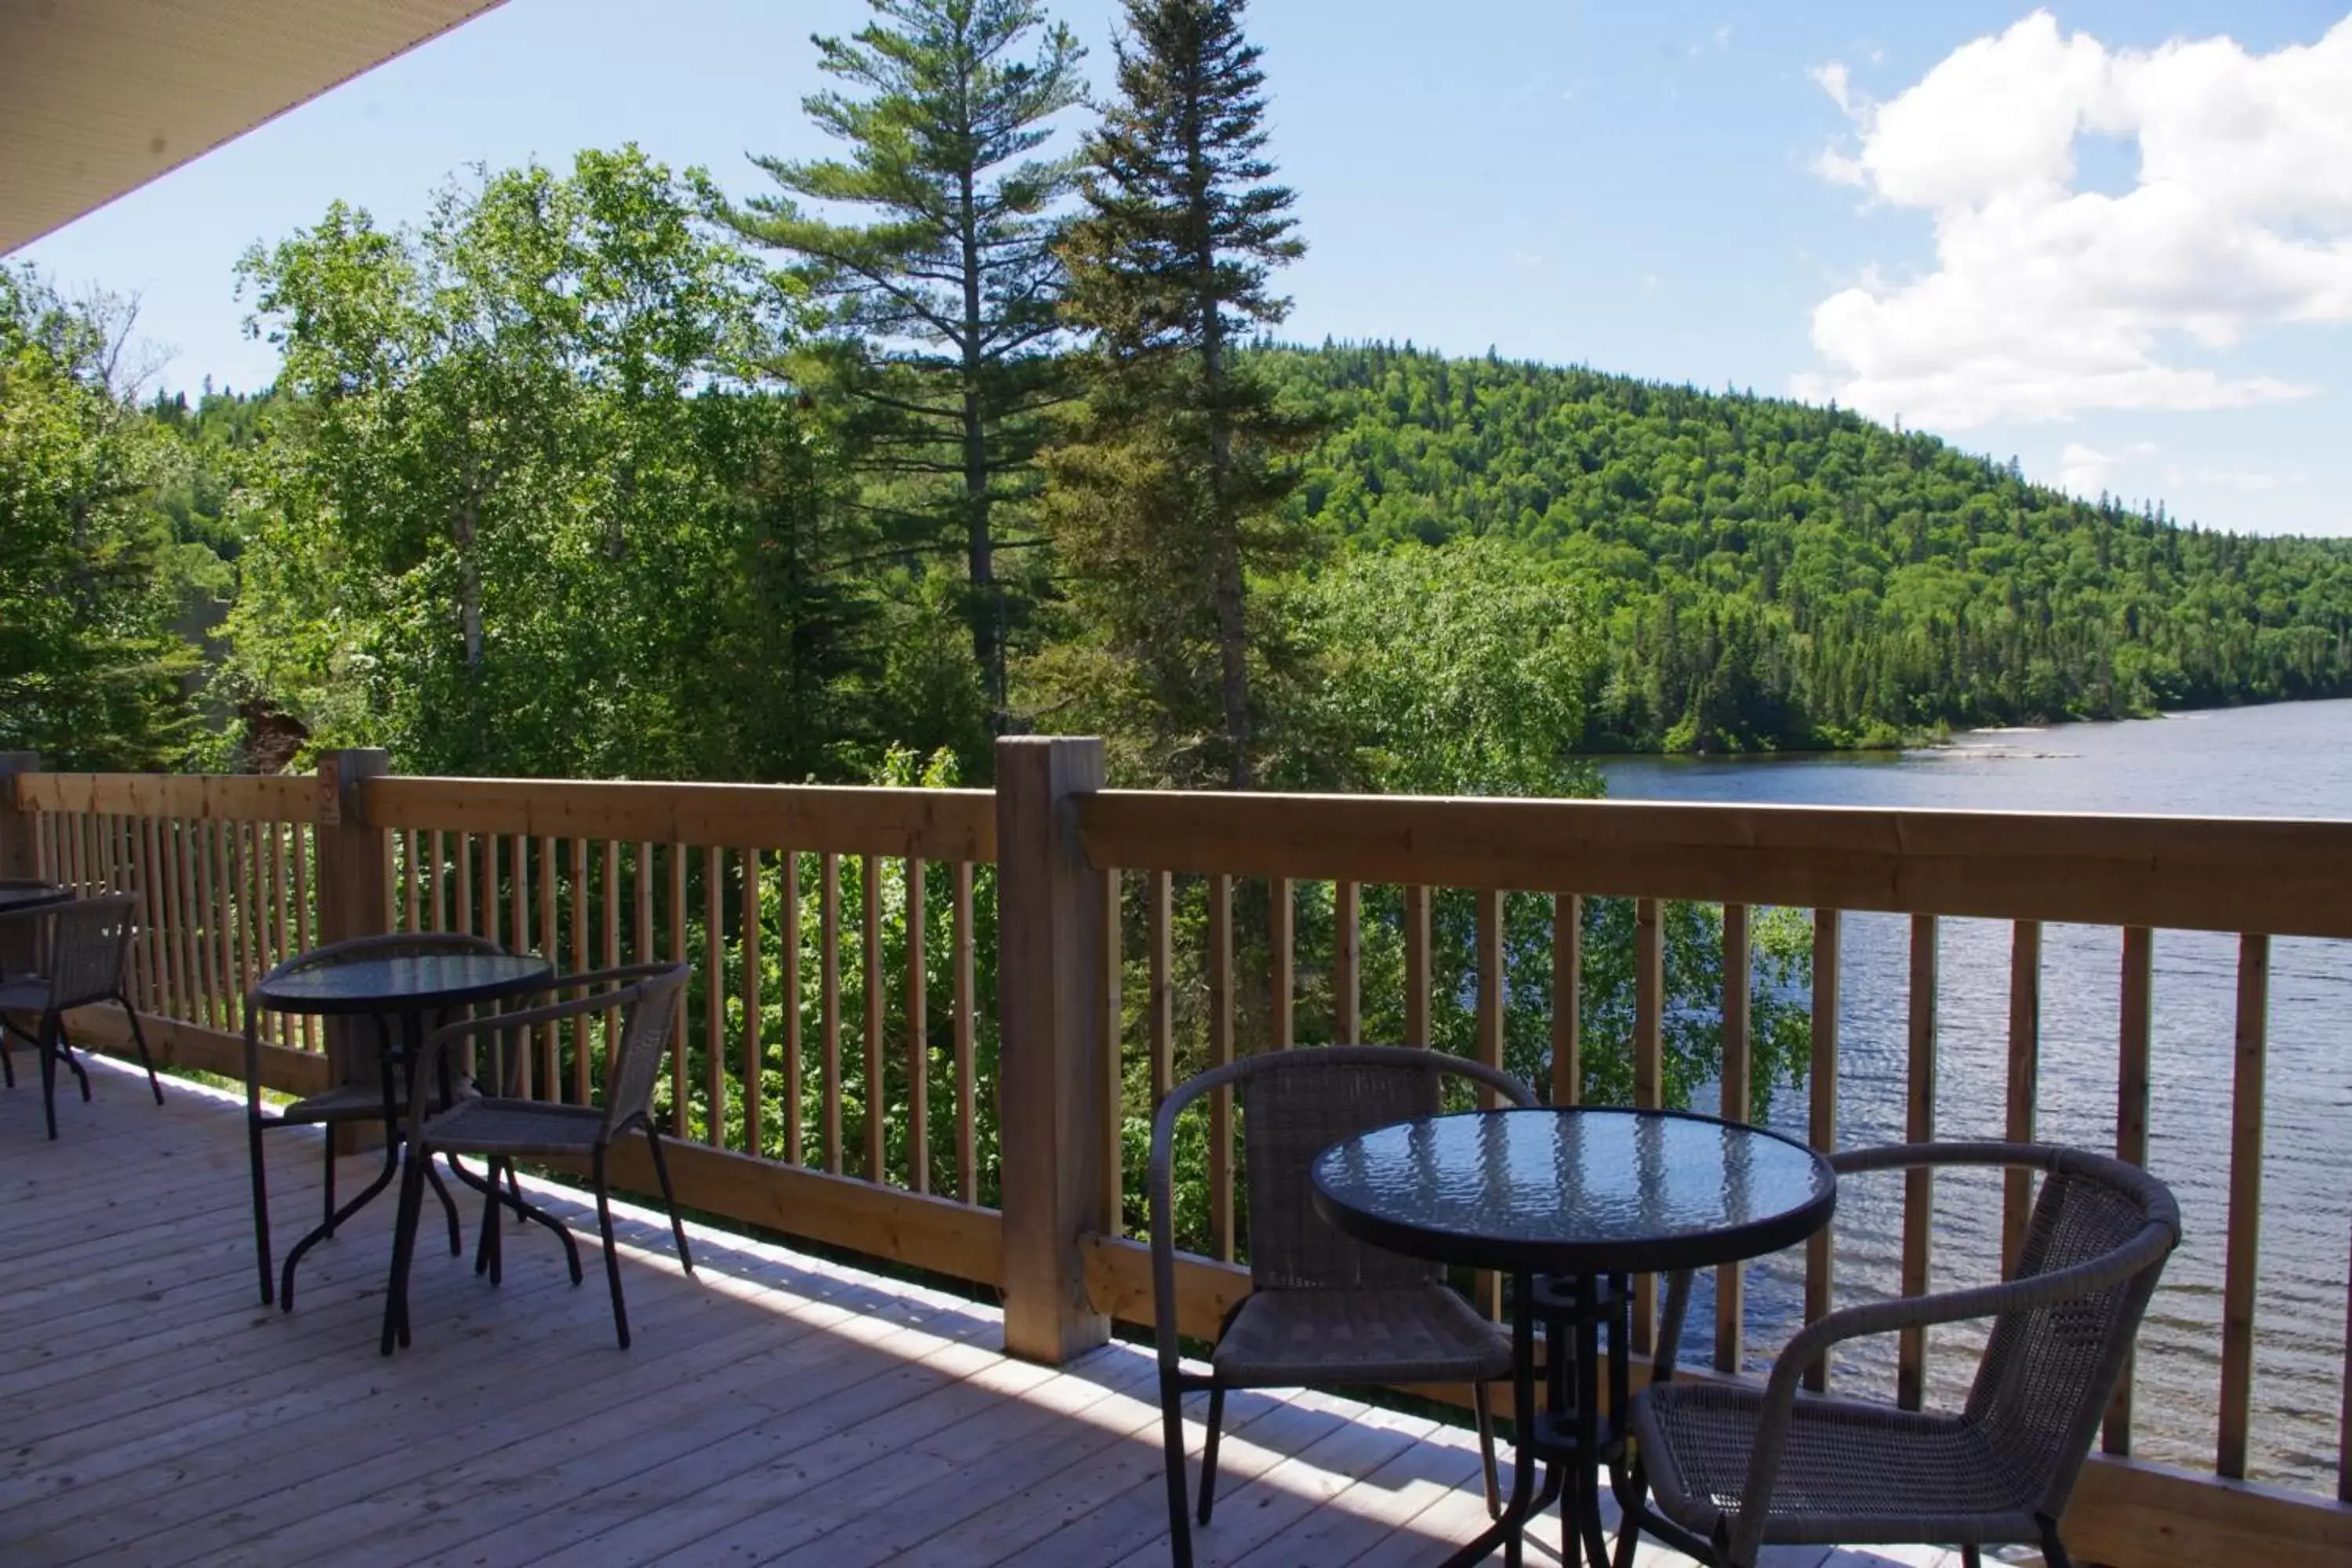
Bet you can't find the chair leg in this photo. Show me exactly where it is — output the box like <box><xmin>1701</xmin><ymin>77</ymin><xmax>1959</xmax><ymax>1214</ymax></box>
<box><xmin>478</xmin><ymin>1159</ymin><xmax>506</xmax><ymax>1285</ymax></box>
<box><xmin>249</xmin><ymin>1116</ymin><xmax>274</xmax><ymax>1306</ymax></box>
<box><xmin>1474</xmin><ymin>1379</ymin><xmax>1502</xmax><ymax>1519</ymax></box>
<box><xmin>1159</xmin><ymin>1371</ymin><xmax>1194</xmax><ymax>1568</ymax></box>
<box><xmin>121</xmin><ymin>1000</ymin><xmax>163</xmax><ymax>1104</ymax></box>
<box><xmin>2038</xmin><ymin>1517</ymin><xmax>2074</xmax><ymax>1568</ymax></box>
<box><xmin>322</xmin><ymin>1134</ymin><xmax>338</xmax><ymax>1236</ymax></box>
<box><xmin>593</xmin><ymin>1147</ymin><xmax>630</xmax><ymax>1349</ymax></box>
<box><xmin>646</xmin><ymin>1127</ymin><xmax>693</xmax><ymax>1274</ymax></box>
<box><xmin>2</xmin><ymin>1033</ymin><xmax>14</xmax><ymax>1088</ymax></box>
<box><xmin>36</xmin><ymin>1014</ymin><xmax>59</xmax><ymax>1139</ymax></box>
<box><xmin>424</xmin><ymin>1153</ymin><xmax>463</xmax><ymax>1257</ymax></box>
<box><xmin>1196</xmin><ymin>1382</ymin><xmax>1227</xmax><ymax>1524</ymax></box>
<box><xmin>1961</xmin><ymin>1547</ymin><xmax>1982</xmax><ymax>1568</ymax></box>
<box><xmin>55</xmin><ymin>1022</ymin><xmax>91</xmax><ymax>1101</ymax></box>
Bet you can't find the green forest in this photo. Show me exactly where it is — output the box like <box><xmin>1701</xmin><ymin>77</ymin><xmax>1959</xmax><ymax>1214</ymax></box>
<box><xmin>7</xmin><ymin>0</ymin><xmax>2348</xmax><ymax>1138</ymax></box>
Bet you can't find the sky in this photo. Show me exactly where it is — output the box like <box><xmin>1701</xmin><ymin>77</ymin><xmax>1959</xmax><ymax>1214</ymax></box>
<box><xmin>16</xmin><ymin>0</ymin><xmax>2352</xmax><ymax>536</ymax></box>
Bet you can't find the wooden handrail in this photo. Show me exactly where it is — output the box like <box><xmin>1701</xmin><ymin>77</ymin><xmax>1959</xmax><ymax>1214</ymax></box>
<box><xmin>15</xmin><ymin>771</ymin><xmax>320</xmax><ymax>822</ymax></box>
<box><xmin>363</xmin><ymin>774</ymin><xmax>994</xmax><ymax>859</ymax></box>
<box><xmin>1074</xmin><ymin>788</ymin><xmax>2352</xmax><ymax>938</ymax></box>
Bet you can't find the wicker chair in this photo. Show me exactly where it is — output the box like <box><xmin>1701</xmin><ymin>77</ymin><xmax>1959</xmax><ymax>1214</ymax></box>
<box><xmin>1151</xmin><ymin>1045</ymin><xmax>1537</xmax><ymax>1568</ymax></box>
<box><xmin>0</xmin><ymin>895</ymin><xmax>161</xmax><ymax>1139</ymax></box>
<box><xmin>245</xmin><ymin>933</ymin><xmax>503</xmax><ymax>1308</ymax></box>
<box><xmin>1619</xmin><ymin>1142</ymin><xmax>2180</xmax><ymax>1568</ymax></box>
<box><xmin>380</xmin><ymin>962</ymin><xmax>694</xmax><ymax>1356</ymax></box>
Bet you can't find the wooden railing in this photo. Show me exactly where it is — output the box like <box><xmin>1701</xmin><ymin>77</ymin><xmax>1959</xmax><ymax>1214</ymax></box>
<box><xmin>2</xmin><ymin>741</ymin><xmax>2349</xmax><ymax>1566</ymax></box>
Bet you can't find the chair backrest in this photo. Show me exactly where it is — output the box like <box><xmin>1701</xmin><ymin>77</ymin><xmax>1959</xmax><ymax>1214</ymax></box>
<box><xmin>1156</xmin><ymin>1045</ymin><xmax>1539</xmax><ymax>1293</ymax></box>
<box><xmin>40</xmin><ymin>895</ymin><xmax>137</xmax><ymax>1010</ymax></box>
<box><xmin>597</xmin><ymin>963</ymin><xmax>691</xmax><ymax>1140</ymax></box>
<box><xmin>1962</xmin><ymin>1149</ymin><xmax>2180</xmax><ymax>1515</ymax></box>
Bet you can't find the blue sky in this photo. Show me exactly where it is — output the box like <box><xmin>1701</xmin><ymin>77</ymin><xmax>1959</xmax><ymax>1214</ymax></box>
<box><xmin>17</xmin><ymin>1</ymin><xmax>2352</xmax><ymax>535</ymax></box>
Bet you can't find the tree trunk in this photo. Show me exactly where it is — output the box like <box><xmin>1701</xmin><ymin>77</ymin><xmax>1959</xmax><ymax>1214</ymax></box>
<box><xmin>1190</xmin><ymin>100</ymin><xmax>1251</xmax><ymax>791</ymax></box>
<box><xmin>959</xmin><ymin>165</ymin><xmax>1003</xmax><ymax>734</ymax></box>
<box><xmin>456</xmin><ymin>495</ymin><xmax>484</xmax><ymax>671</ymax></box>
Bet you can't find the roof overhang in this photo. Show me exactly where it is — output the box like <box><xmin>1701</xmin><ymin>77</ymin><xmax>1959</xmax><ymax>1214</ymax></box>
<box><xmin>1</xmin><ymin>0</ymin><xmax>506</xmax><ymax>256</ymax></box>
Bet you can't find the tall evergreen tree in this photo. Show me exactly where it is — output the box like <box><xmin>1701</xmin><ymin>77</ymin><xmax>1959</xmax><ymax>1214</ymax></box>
<box><xmin>720</xmin><ymin>0</ymin><xmax>1086</xmax><ymax>737</ymax></box>
<box><xmin>1040</xmin><ymin>0</ymin><xmax>1312</xmax><ymax>789</ymax></box>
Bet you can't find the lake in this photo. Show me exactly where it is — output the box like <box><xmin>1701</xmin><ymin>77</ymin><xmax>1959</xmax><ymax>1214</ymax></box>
<box><xmin>1598</xmin><ymin>699</ymin><xmax>2352</xmax><ymax>1493</ymax></box>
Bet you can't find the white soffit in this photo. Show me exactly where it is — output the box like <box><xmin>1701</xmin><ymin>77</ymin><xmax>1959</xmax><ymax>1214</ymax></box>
<box><xmin>1</xmin><ymin>0</ymin><xmax>506</xmax><ymax>254</ymax></box>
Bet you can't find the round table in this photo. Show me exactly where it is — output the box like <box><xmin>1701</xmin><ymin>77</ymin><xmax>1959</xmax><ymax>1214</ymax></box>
<box><xmin>0</xmin><ymin>883</ymin><xmax>70</xmax><ymax>916</ymax></box>
<box><xmin>254</xmin><ymin>950</ymin><xmax>554</xmax><ymax>1311</ymax></box>
<box><xmin>1312</xmin><ymin>1106</ymin><xmax>1837</xmax><ymax>1568</ymax></box>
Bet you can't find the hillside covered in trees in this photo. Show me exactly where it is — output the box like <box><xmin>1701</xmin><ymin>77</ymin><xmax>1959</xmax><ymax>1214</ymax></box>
<box><xmin>1270</xmin><ymin>343</ymin><xmax>2352</xmax><ymax>752</ymax></box>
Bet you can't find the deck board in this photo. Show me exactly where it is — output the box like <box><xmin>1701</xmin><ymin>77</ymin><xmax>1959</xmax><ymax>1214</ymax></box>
<box><xmin>4</xmin><ymin>1056</ymin><xmax>1953</xmax><ymax>1566</ymax></box>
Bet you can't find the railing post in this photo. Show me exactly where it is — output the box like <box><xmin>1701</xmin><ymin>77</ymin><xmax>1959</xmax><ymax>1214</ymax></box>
<box><xmin>0</xmin><ymin>753</ymin><xmax>40</xmax><ymax>881</ymax></box>
<box><xmin>995</xmin><ymin>735</ymin><xmax>1111</xmax><ymax>1364</ymax></box>
<box><xmin>315</xmin><ymin>750</ymin><xmax>390</xmax><ymax>1150</ymax></box>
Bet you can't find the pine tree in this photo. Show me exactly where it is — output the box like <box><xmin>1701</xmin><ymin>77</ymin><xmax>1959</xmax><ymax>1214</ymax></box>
<box><xmin>1039</xmin><ymin>0</ymin><xmax>1314</xmax><ymax>789</ymax></box>
<box><xmin>720</xmin><ymin>0</ymin><xmax>1087</xmax><ymax>736</ymax></box>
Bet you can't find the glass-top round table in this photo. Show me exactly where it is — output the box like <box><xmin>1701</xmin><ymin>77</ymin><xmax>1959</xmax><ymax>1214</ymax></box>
<box><xmin>0</xmin><ymin>882</ymin><xmax>70</xmax><ymax>916</ymax></box>
<box><xmin>1312</xmin><ymin>1107</ymin><xmax>1836</xmax><ymax>1567</ymax></box>
<box><xmin>253</xmin><ymin>949</ymin><xmax>554</xmax><ymax>1312</ymax></box>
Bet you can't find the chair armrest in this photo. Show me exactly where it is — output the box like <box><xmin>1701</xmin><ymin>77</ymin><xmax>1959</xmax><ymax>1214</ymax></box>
<box><xmin>405</xmin><ymin>967</ymin><xmax>662</xmax><ymax>1123</ymax></box>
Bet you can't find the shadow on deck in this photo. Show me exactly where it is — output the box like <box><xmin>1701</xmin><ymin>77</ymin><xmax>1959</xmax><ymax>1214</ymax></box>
<box><xmin>0</xmin><ymin>1058</ymin><xmax>1963</xmax><ymax>1567</ymax></box>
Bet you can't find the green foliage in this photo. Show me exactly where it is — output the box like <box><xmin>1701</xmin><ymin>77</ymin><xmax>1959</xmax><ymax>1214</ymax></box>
<box><xmin>1036</xmin><ymin>0</ymin><xmax>1318</xmax><ymax>789</ymax></box>
<box><xmin>0</xmin><ymin>268</ymin><xmax>200</xmax><ymax>768</ymax></box>
<box><xmin>1266</xmin><ymin>341</ymin><xmax>2352</xmax><ymax>750</ymax></box>
<box><xmin>718</xmin><ymin>0</ymin><xmax>1090</xmax><ymax>732</ymax></box>
<box><xmin>227</xmin><ymin>148</ymin><xmax>898</xmax><ymax>780</ymax></box>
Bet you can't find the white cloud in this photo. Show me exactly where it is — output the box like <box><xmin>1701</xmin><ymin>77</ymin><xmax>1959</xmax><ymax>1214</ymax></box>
<box><xmin>2058</xmin><ymin>440</ymin><xmax>2158</xmax><ymax>498</ymax></box>
<box><xmin>1796</xmin><ymin>11</ymin><xmax>2352</xmax><ymax>429</ymax></box>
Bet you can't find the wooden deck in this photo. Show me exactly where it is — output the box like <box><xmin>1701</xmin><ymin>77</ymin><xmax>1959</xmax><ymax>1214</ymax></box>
<box><xmin>0</xmin><ymin>1058</ymin><xmax>1962</xmax><ymax>1568</ymax></box>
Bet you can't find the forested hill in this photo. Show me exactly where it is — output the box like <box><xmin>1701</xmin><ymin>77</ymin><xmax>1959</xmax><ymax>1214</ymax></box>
<box><xmin>1261</xmin><ymin>342</ymin><xmax>2352</xmax><ymax>751</ymax></box>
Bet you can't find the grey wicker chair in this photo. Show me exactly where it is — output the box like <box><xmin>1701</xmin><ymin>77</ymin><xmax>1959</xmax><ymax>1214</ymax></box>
<box><xmin>1619</xmin><ymin>1142</ymin><xmax>2180</xmax><ymax>1568</ymax></box>
<box><xmin>1151</xmin><ymin>1045</ymin><xmax>1537</xmax><ymax>1568</ymax></box>
<box><xmin>0</xmin><ymin>895</ymin><xmax>161</xmax><ymax>1139</ymax></box>
<box><xmin>245</xmin><ymin>932</ymin><xmax>503</xmax><ymax>1307</ymax></box>
<box><xmin>381</xmin><ymin>961</ymin><xmax>694</xmax><ymax>1356</ymax></box>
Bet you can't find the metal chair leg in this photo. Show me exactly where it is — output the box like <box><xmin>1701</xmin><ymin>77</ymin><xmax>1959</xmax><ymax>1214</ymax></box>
<box><xmin>2038</xmin><ymin>1517</ymin><xmax>2074</xmax><ymax>1568</ymax></box>
<box><xmin>424</xmin><ymin>1153</ymin><xmax>463</xmax><ymax>1257</ymax></box>
<box><xmin>478</xmin><ymin>1159</ymin><xmax>506</xmax><ymax>1284</ymax></box>
<box><xmin>36</xmin><ymin>1013</ymin><xmax>59</xmax><ymax>1139</ymax></box>
<box><xmin>1195</xmin><ymin>1383</ymin><xmax>1227</xmax><ymax>1524</ymax></box>
<box><xmin>1961</xmin><ymin>1547</ymin><xmax>1983</xmax><ymax>1568</ymax></box>
<box><xmin>54</xmin><ymin>1022</ymin><xmax>91</xmax><ymax>1101</ymax></box>
<box><xmin>2</xmin><ymin>1034</ymin><xmax>15</xmax><ymax>1087</ymax></box>
<box><xmin>593</xmin><ymin>1147</ymin><xmax>630</xmax><ymax>1348</ymax></box>
<box><xmin>646</xmin><ymin>1127</ymin><xmax>693</xmax><ymax>1274</ymax></box>
<box><xmin>1475</xmin><ymin>1379</ymin><xmax>1502</xmax><ymax>1519</ymax></box>
<box><xmin>379</xmin><ymin>1146</ymin><xmax>428</xmax><ymax>1356</ymax></box>
<box><xmin>248</xmin><ymin>1115</ymin><xmax>274</xmax><ymax>1305</ymax></box>
<box><xmin>120</xmin><ymin>1000</ymin><xmax>163</xmax><ymax>1104</ymax></box>
<box><xmin>322</xmin><ymin>1134</ymin><xmax>337</xmax><ymax>1235</ymax></box>
<box><xmin>1158</xmin><ymin>1372</ymin><xmax>1194</xmax><ymax>1568</ymax></box>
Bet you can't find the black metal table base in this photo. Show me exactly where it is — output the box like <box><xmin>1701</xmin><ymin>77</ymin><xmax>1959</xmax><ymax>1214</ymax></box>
<box><xmin>1439</xmin><ymin>1271</ymin><xmax>1636</xmax><ymax>1568</ymax></box>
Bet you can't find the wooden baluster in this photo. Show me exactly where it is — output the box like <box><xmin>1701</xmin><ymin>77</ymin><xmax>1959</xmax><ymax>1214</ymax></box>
<box><xmin>143</xmin><ymin>818</ymin><xmax>174</xmax><ymax>1019</ymax></box>
<box><xmin>1716</xmin><ymin>902</ymin><xmax>1752</xmax><ymax>1375</ymax></box>
<box><xmin>905</xmin><ymin>857</ymin><xmax>926</xmax><ymax>1194</ymax></box>
<box><xmin>196</xmin><ymin>819</ymin><xmax>224</xmax><ymax>1030</ymax></box>
<box><xmin>2002</xmin><ymin>920</ymin><xmax>2044</xmax><ymax>1275</ymax></box>
<box><xmin>1404</xmin><ymin>884</ymin><xmax>1432</xmax><ymax>1046</ymax></box>
<box><xmin>1269</xmin><ymin>875</ymin><xmax>1294</xmax><ymax>1051</ymax></box>
<box><xmin>780</xmin><ymin>849</ymin><xmax>802</xmax><ymax>1165</ymax></box>
<box><xmin>455</xmin><ymin>832</ymin><xmax>474</xmax><ymax>937</ymax></box>
<box><xmin>570</xmin><ymin>838</ymin><xmax>590</xmax><ymax>1103</ymax></box>
<box><xmin>1475</xmin><ymin>889</ymin><xmax>1505</xmax><ymax>1105</ymax></box>
<box><xmin>234</xmin><ymin>821</ymin><xmax>258</xmax><ymax>1032</ymax></box>
<box><xmin>2339</xmin><ymin>1216</ymin><xmax>2352</xmax><ymax>1504</ymax></box>
<box><xmin>403</xmin><ymin>829</ymin><xmax>420</xmax><ymax>933</ymax></box>
<box><xmin>668</xmin><ymin>845</ymin><xmax>688</xmax><ymax>1136</ymax></box>
<box><xmin>1334</xmin><ymin>880</ymin><xmax>1361</xmax><ymax>1044</ymax></box>
<box><xmin>292</xmin><ymin>824</ymin><xmax>317</xmax><ymax>1051</ymax></box>
<box><xmin>263</xmin><ymin>822</ymin><xmax>287</xmax><ymax>1039</ymax></box>
<box><xmin>510</xmin><ymin>834</ymin><xmax>532</xmax><ymax>1097</ymax></box>
<box><xmin>1899</xmin><ymin>913</ymin><xmax>1939</xmax><ymax>1412</ymax></box>
<box><xmin>2105</xmin><ymin>924</ymin><xmax>2153</xmax><ymax>1454</ymax></box>
<box><xmin>1552</xmin><ymin>893</ymin><xmax>1581</xmax><ymax>1105</ymax></box>
<box><xmin>953</xmin><ymin>861</ymin><xmax>975</xmax><ymax>1203</ymax></box>
<box><xmin>704</xmin><ymin>846</ymin><xmax>726</xmax><ymax>1149</ymax></box>
<box><xmin>1633</xmin><ymin>896</ymin><xmax>1664</xmax><ymax>1354</ymax></box>
<box><xmin>381</xmin><ymin>823</ymin><xmax>397</xmax><ymax>933</ymax></box>
<box><xmin>428</xmin><ymin>829</ymin><xmax>447</xmax><ymax>932</ymax></box>
<box><xmin>604</xmin><ymin>839</ymin><xmax>622</xmax><ymax>1096</ymax></box>
<box><xmin>539</xmin><ymin>836</ymin><xmax>558</xmax><ymax>1092</ymax></box>
<box><xmin>1148</xmin><ymin>870</ymin><xmax>1174</xmax><ymax>1108</ymax></box>
<box><xmin>862</xmin><ymin>854</ymin><xmax>884</xmax><ymax>1181</ymax></box>
<box><xmin>1098</xmin><ymin>867</ymin><xmax>1121</xmax><ymax>1232</ymax></box>
<box><xmin>821</xmin><ymin>851</ymin><xmax>842</xmax><ymax>1174</ymax></box>
<box><xmin>167</xmin><ymin>820</ymin><xmax>195</xmax><ymax>1025</ymax></box>
<box><xmin>1804</xmin><ymin>908</ymin><xmax>1842</xmax><ymax>1392</ymax></box>
<box><xmin>1209</xmin><ymin>871</ymin><xmax>1235</xmax><ymax>1261</ymax></box>
<box><xmin>479</xmin><ymin>833</ymin><xmax>499</xmax><ymax>949</ymax></box>
<box><xmin>742</xmin><ymin>847</ymin><xmax>764</xmax><ymax>1158</ymax></box>
<box><xmin>2219</xmin><ymin>932</ymin><xmax>2268</xmax><ymax>1479</ymax></box>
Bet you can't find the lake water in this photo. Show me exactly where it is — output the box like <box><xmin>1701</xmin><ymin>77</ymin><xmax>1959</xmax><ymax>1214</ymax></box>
<box><xmin>1598</xmin><ymin>699</ymin><xmax>2352</xmax><ymax>1494</ymax></box>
